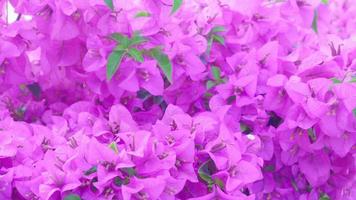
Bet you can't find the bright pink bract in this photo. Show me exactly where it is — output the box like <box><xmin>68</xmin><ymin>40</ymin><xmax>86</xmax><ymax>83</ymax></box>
<box><xmin>0</xmin><ymin>0</ymin><xmax>355</xmax><ymax>200</ymax></box>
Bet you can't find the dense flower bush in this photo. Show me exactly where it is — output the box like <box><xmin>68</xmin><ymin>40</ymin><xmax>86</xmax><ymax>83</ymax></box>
<box><xmin>0</xmin><ymin>0</ymin><xmax>355</xmax><ymax>199</ymax></box>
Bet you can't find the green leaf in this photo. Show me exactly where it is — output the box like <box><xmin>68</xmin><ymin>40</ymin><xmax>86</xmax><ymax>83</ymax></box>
<box><xmin>210</xmin><ymin>26</ymin><xmax>226</xmax><ymax>33</ymax></box>
<box><xmin>312</xmin><ymin>10</ymin><xmax>318</xmax><ymax>33</ymax></box>
<box><xmin>114</xmin><ymin>45</ymin><xmax>126</xmax><ymax>51</ymax></box>
<box><xmin>106</xmin><ymin>50</ymin><xmax>126</xmax><ymax>80</ymax></box>
<box><xmin>240</xmin><ymin>123</ymin><xmax>249</xmax><ymax>132</ymax></box>
<box><xmin>128</xmin><ymin>48</ymin><xmax>144</xmax><ymax>63</ymax></box>
<box><xmin>321</xmin><ymin>0</ymin><xmax>329</xmax><ymax>4</ymax></box>
<box><xmin>13</xmin><ymin>106</ymin><xmax>26</xmax><ymax>120</ymax></box>
<box><xmin>150</xmin><ymin>48</ymin><xmax>173</xmax><ymax>83</ymax></box>
<box><xmin>264</xmin><ymin>164</ymin><xmax>275</xmax><ymax>172</ymax></box>
<box><xmin>211</xmin><ymin>66</ymin><xmax>221</xmax><ymax>80</ymax></box>
<box><xmin>206</xmin><ymin>26</ymin><xmax>226</xmax><ymax>55</ymax></box>
<box><xmin>111</xmin><ymin>33</ymin><xmax>127</xmax><ymax>42</ymax></box>
<box><xmin>135</xmin><ymin>11</ymin><xmax>151</xmax><ymax>18</ymax></box>
<box><xmin>205</xmin><ymin>37</ymin><xmax>214</xmax><ymax>56</ymax></box>
<box><xmin>352</xmin><ymin>108</ymin><xmax>356</xmax><ymax>118</ymax></box>
<box><xmin>199</xmin><ymin>172</ymin><xmax>213</xmax><ymax>185</ymax></box>
<box><xmin>319</xmin><ymin>194</ymin><xmax>330</xmax><ymax>200</ymax></box>
<box><xmin>111</xmin><ymin>33</ymin><xmax>130</xmax><ymax>48</ymax></box>
<box><xmin>212</xmin><ymin>34</ymin><xmax>225</xmax><ymax>45</ymax></box>
<box><xmin>137</xmin><ymin>89</ymin><xmax>150</xmax><ymax>99</ymax></box>
<box><xmin>198</xmin><ymin>160</ymin><xmax>214</xmax><ymax>185</ymax></box>
<box><xmin>220</xmin><ymin>77</ymin><xmax>228</xmax><ymax>84</ymax></box>
<box><xmin>114</xmin><ymin>177</ymin><xmax>123</xmax><ymax>186</ymax></box>
<box><xmin>104</xmin><ymin>0</ymin><xmax>114</xmax><ymax>10</ymax></box>
<box><xmin>350</xmin><ymin>76</ymin><xmax>356</xmax><ymax>83</ymax></box>
<box><xmin>129</xmin><ymin>32</ymin><xmax>148</xmax><ymax>46</ymax></box>
<box><xmin>291</xmin><ymin>179</ymin><xmax>299</xmax><ymax>192</ymax></box>
<box><xmin>27</xmin><ymin>83</ymin><xmax>42</xmax><ymax>99</ymax></box>
<box><xmin>199</xmin><ymin>171</ymin><xmax>213</xmax><ymax>185</ymax></box>
<box><xmin>331</xmin><ymin>77</ymin><xmax>342</xmax><ymax>84</ymax></box>
<box><xmin>64</xmin><ymin>194</ymin><xmax>81</xmax><ymax>200</ymax></box>
<box><xmin>206</xmin><ymin>80</ymin><xmax>216</xmax><ymax>90</ymax></box>
<box><xmin>171</xmin><ymin>0</ymin><xmax>183</xmax><ymax>14</ymax></box>
<box><xmin>109</xmin><ymin>142</ymin><xmax>119</xmax><ymax>153</ymax></box>
<box><xmin>114</xmin><ymin>176</ymin><xmax>130</xmax><ymax>187</ymax></box>
<box><xmin>121</xmin><ymin>167</ymin><xmax>136</xmax><ymax>177</ymax></box>
<box><xmin>84</xmin><ymin>166</ymin><xmax>97</xmax><ymax>176</ymax></box>
<box><xmin>308</xmin><ymin>128</ymin><xmax>317</xmax><ymax>142</ymax></box>
<box><xmin>214</xmin><ymin>178</ymin><xmax>225</xmax><ymax>190</ymax></box>
<box><xmin>226</xmin><ymin>95</ymin><xmax>236</xmax><ymax>105</ymax></box>
<box><xmin>114</xmin><ymin>176</ymin><xmax>129</xmax><ymax>186</ymax></box>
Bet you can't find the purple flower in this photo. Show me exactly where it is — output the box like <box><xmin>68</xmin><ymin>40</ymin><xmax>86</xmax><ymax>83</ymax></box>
<box><xmin>0</xmin><ymin>0</ymin><xmax>355</xmax><ymax>199</ymax></box>
<box><xmin>299</xmin><ymin>151</ymin><xmax>331</xmax><ymax>187</ymax></box>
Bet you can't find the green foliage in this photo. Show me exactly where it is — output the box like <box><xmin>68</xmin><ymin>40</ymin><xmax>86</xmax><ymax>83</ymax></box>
<box><xmin>264</xmin><ymin>165</ymin><xmax>275</xmax><ymax>172</ymax></box>
<box><xmin>64</xmin><ymin>194</ymin><xmax>81</xmax><ymax>200</ymax></box>
<box><xmin>312</xmin><ymin>10</ymin><xmax>318</xmax><ymax>33</ymax></box>
<box><xmin>319</xmin><ymin>193</ymin><xmax>330</xmax><ymax>200</ymax></box>
<box><xmin>307</xmin><ymin>128</ymin><xmax>317</xmax><ymax>142</ymax></box>
<box><xmin>109</xmin><ymin>141</ymin><xmax>119</xmax><ymax>153</ymax></box>
<box><xmin>107</xmin><ymin>32</ymin><xmax>148</xmax><ymax>80</ymax></box>
<box><xmin>198</xmin><ymin>160</ymin><xmax>224</xmax><ymax>190</ymax></box>
<box><xmin>27</xmin><ymin>83</ymin><xmax>41</xmax><ymax>99</ymax></box>
<box><xmin>206</xmin><ymin>66</ymin><xmax>226</xmax><ymax>90</ymax></box>
<box><xmin>214</xmin><ymin>178</ymin><xmax>225</xmax><ymax>190</ymax></box>
<box><xmin>198</xmin><ymin>160</ymin><xmax>214</xmax><ymax>185</ymax></box>
<box><xmin>331</xmin><ymin>77</ymin><xmax>342</xmax><ymax>84</ymax></box>
<box><xmin>210</xmin><ymin>26</ymin><xmax>226</xmax><ymax>33</ymax></box>
<box><xmin>129</xmin><ymin>33</ymin><xmax>148</xmax><ymax>46</ymax></box>
<box><xmin>121</xmin><ymin>167</ymin><xmax>136</xmax><ymax>177</ymax></box>
<box><xmin>106</xmin><ymin>50</ymin><xmax>126</xmax><ymax>80</ymax></box>
<box><xmin>135</xmin><ymin>11</ymin><xmax>151</xmax><ymax>18</ymax></box>
<box><xmin>206</xmin><ymin>80</ymin><xmax>216</xmax><ymax>90</ymax></box>
<box><xmin>321</xmin><ymin>0</ymin><xmax>329</xmax><ymax>4</ymax></box>
<box><xmin>150</xmin><ymin>48</ymin><xmax>173</xmax><ymax>83</ymax></box>
<box><xmin>84</xmin><ymin>166</ymin><xmax>97</xmax><ymax>176</ymax></box>
<box><xmin>171</xmin><ymin>0</ymin><xmax>183</xmax><ymax>14</ymax></box>
<box><xmin>107</xmin><ymin>32</ymin><xmax>174</xmax><ymax>83</ymax></box>
<box><xmin>211</xmin><ymin>66</ymin><xmax>221</xmax><ymax>81</ymax></box>
<box><xmin>212</xmin><ymin>34</ymin><xmax>225</xmax><ymax>45</ymax></box>
<box><xmin>104</xmin><ymin>0</ymin><xmax>114</xmax><ymax>10</ymax></box>
<box><xmin>206</xmin><ymin>25</ymin><xmax>226</xmax><ymax>56</ymax></box>
<box><xmin>128</xmin><ymin>48</ymin><xmax>144</xmax><ymax>63</ymax></box>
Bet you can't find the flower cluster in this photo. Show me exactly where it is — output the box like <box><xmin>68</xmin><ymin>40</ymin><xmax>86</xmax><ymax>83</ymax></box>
<box><xmin>0</xmin><ymin>0</ymin><xmax>355</xmax><ymax>199</ymax></box>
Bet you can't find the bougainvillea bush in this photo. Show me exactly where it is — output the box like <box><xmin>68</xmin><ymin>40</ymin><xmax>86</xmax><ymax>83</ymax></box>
<box><xmin>0</xmin><ymin>0</ymin><xmax>355</xmax><ymax>199</ymax></box>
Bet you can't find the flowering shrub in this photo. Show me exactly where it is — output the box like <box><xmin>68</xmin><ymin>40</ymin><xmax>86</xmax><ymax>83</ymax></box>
<box><xmin>0</xmin><ymin>0</ymin><xmax>355</xmax><ymax>199</ymax></box>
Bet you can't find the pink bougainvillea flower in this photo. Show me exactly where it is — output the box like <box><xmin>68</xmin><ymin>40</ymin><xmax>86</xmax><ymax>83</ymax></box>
<box><xmin>119</xmin><ymin>130</ymin><xmax>151</xmax><ymax>157</ymax></box>
<box><xmin>0</xmin><ymin>40</ymin><xmax>21</xmax><ymax>64</ymax></box>
<box><xmin>136</xmin><ymin>60</ymin><xmax>164</xmax><ymax>96</ymax></box>
<box><xmin>188</xmin><ymin>185</ymin><xmax>255</xmax><ymax>200</ymax></box>
<box><xmin>51</xmin><ymin>10</ymin><xmax>80</xmax><ymax>41</ymax></box>
<box><xmin>203</xmin><ymin>124</ymin><xmax>242</xmax><ymax>170</ymax></box>
<box><xmin>0</xmin><ymin>0</ymin><xmax>355</xmax><ymax>199</ymax></box>
<box><xmin>83</xmin><ymin>34</ymin><xmax>108</xmax><ymax>72</ymax></box>
<box><xmin>0</xmin><ymin>169</ymin><xmax>13</xmax><ymax>199</ymax></box>
<box><xmin>121</xmin><ymin>176</ymin><xmax>166</xmax><ymax>200</ymax></box>
<box><xmin>220</xmin><ymin>0</ymin><xmax>260</xmax><ymax>17</ymax></box>
<box><xmin>225</xmin><ymin>159</ymin><xmax>263</xmax><ymax>192</ymax></box>
<box><xmin>299</xmin><ymin>151</ymin><xmax>331</xmax><ymax>187</ymax></box>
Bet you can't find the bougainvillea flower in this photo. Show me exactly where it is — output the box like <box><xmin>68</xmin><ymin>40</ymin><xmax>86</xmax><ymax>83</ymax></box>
<box><xmin>0</xmin><ymin>0</ymin><xmax>355</xmax><ymax>199</ymax></box>
<box><xmin>136</xmin><ymin>60</ymin><xmax>164</xmax><ymax>96</ymax></box>
<box><xmin>121</xmin><ymin>176</ymin><xmax>166</xmax><ymax>200</ymax></box>
<box><xmin>203</xmin><ymin>124</ymin><xmax>241</xmax><ymax>170</ymax></box>
<box><xmin>0</xmin><ymin>169</ymin><xmax>13</xmax><ymax>199</ymax></box>
<box><xmin>299</xmin><ymin>151</ymin><xmax>331</xmax><ymax>187</ymax></box>
<box><xmin>0</xmin><ymin>40</ymin><xmax>21</xmax><ymax>64</ymax></box>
